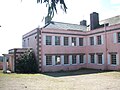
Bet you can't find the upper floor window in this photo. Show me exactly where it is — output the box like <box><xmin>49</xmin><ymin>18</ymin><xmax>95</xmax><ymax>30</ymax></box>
<box><xmin>46</xmin><ymin>36</ymin><xmax>52</xmax><ymax>45</ymax></box>
<box><xmin>117</xmin><ymin>32</ymin><xmax>120</xmax><ymax>43</ymax></box>
<box><xmin>72</xmin><ymin>37</ymin><xmax>76</xmax><ymax>46</ymax></box>
<box><xmin>97</xmin><ymin>36</ymin><xmax>102</xmax><ymax>45</ymax></box>
<box><xmin>90</xmin><ymin>37</ymin><xmax>94</xmax><ymax>45</ymax></box>
<box><xmin>64</xmin><ymin>37</ymin><xmax>69</xmax><ymax>46</ymax></box>
<box><xmin>79</xmin><ymin>38</ymin><xmax>83</xmax><ymax>46</ymax></box>
<box><xmin>55</xmin><ymin>36</ymin><xmax>60</xmax><ymax>45</ymax></box>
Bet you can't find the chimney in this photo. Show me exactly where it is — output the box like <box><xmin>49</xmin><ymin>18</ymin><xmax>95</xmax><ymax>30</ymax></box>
<box><xmin>90</xmin><ymin>12</ymin><xmax>99</xmax><ymax>30</ymax></box>
<box><xmin>80</xmin><ymin>20</ymin><xmax>87</xmax><ymax>26</ymax></box>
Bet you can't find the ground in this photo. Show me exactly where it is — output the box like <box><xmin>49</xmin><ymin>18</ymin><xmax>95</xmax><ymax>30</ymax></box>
<box><xmin>0</xmin><ymin>69</ymin><xmax>120</xmax><ymax>90</ymax></box>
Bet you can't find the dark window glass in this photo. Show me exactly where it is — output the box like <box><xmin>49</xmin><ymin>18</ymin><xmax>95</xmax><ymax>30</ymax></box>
<box><xmin>90</xmin><ymin>37</ymin><xmax>94</xmax><ymax>45</ymax></box>
<box><xmin>46</xmin><ymin>55</ymin><xmax>52</xmax><ymax>65</ymax></box>
<box><xmin>79</xmin><ymin>38</ymin><xmax>83</xmax><ymax>46</ymax></box>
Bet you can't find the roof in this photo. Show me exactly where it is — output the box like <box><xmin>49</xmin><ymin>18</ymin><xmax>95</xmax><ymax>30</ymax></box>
<box><xmin>100</xmin><ymin>15</ymin><xmax>120</xmax><ymax>26</ymax></box>
<box><xmin>44</xmin><ymin>21</ymin><xmax>87</xmax><ymax>31</ymax></box>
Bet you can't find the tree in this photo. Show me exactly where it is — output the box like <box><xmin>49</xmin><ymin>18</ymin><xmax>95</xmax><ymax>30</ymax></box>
<box><xmin>16</xmin><ymin>49</ymin><xmax>38</xmax><ymax>73</ymax></box>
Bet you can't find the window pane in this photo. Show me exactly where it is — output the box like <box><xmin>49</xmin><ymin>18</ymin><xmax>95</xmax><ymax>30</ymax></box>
<box><xmin>46</xmin><ymin>36</ymin><xmax>52</xmax><ymax>45</ymax></box>
<box><xmin>79</xmin><ymin>55</ymin><xmax>84</xmax><ymax>63</ymax></box>
<box><xmin>111</xmin><ymin>54</ymin><xmax>116</xmax><ymax>65</ymax></box>
<box><xmin>55</xmin><ymin>55</ymin><xmax>61</xmax><ymax>65</ymax></box>
<box><xmin>72</xmin><ymin>37</ymin><xmax>76</xmax><ymax>46</ymax></box>
<box><xmin>64</xmin><ymin>37</ymin><xmax>69</xmax><ymax>46</ymax></box>
<box><xmin>79</xmin><ymin>38</ymin><xmax>83</xmax><ymax>46</ymax></box>
<box><xmin>118</xmin><ymin>32</ymin><xmax>120</xmax><ymax>43</ymax></box>
<box><xmin>64</xmin><ymin>55</ymin><xmax>69</xmax><ymax>64</ymax></box>
<box><xmin>97</xmin><ymin>36</ymin><xmax>101</xmax><ymax>45</ymax></box>
<box><xmin>46</xmin><ymin>56</ymin><xmax>52</xmax><ymax>65</ymax></box>
<box><xmin>55</xmin><ymin>36</ymin><xmax>60</xmax><ymax>45</ymax></box>
<box><xmin>90</xmin><ymin>37</ymin><xmax>94</xmax><ymax>45</ymax></box>
<box><xmin>98</xmin><ymin>55</ymin><xmax>102</xmax><ymax>64</ymax></box>
<box><xmin>90</xmin><ymin>54</ymin><xmax>95</xmax><ymax>63</ymax></box>
<box><xmin>72</xmin><ymin>55</ymin><xmax>76</xmax><ymax>64</ymax></box>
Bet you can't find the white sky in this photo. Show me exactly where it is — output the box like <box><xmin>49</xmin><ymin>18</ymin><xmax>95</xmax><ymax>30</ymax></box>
<box><xmin>0</xmin><ymin>0</ymin><xmax>120</xmax><ymax>55</ymax></box>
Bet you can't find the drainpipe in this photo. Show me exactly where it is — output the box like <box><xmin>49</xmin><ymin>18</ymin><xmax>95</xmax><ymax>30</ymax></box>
<box><xmin>104</xmin><ymin>23</ymin><xmax>108</xmax><ymax>70</ymax></box>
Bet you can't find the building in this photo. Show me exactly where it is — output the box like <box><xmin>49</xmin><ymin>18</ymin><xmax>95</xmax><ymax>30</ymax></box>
<box><xmin>3</xmin><ymin>12</ymin><xmax>120</xmax><ymax>72</ymax></box>
<box><xmin>22</xmin><ymin>12</ymin><xmax>120</xmax><ymax>72</ymax></box>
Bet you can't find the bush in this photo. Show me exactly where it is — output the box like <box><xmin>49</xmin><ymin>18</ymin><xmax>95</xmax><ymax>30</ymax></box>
<box><xmin>16</xmin><ymin>49</ymin><xmax>38</xmax><ymax>73</ymax></box>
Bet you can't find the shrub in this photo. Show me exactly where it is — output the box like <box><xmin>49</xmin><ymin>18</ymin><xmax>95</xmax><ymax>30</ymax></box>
<box><xmin>16</xmin><ymin>49</ymin><xmax>38</xmax><ymax>73</ymax></box>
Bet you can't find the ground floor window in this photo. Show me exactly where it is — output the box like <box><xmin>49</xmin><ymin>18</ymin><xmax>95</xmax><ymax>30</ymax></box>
<box><xmin>79</xmin><ymin>54</ymin><xmax>84</xmax><ymax>63</ymax></box>
<box><xmin>46</xmin><ymin>55</ymin><xmax>52</xmax><ymax>65</ymax></box>
<box><xmin>64</xmin><ymin>55</ymin><xmax>69</xmax><ymax>64</ymax></box>
<box><xmin>90</xmin><ymin>54</ymin><xmax>95</xmax><ymax>63</ymax></box>
<box><xmin>111</xmin><ymin>54</ymin><xmax>117</xmax><ymax>65</ymax></box>
<box><xmin>98</xmin><ymin>54</ymin><xmax>102</xmax><ymax>64</ymax></box>
<box><xmin>72</xmin><ymin>55</ymin><xmax>77</xmax><ymax>64</ymax></box>
<box><xmin>55</xmin><ymin>55</ymin><xmax>61</xmax><ymax>65</ymax></box>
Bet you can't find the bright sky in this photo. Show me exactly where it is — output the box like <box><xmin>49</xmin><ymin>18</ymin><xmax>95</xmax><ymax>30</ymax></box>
<box><xmin>0</xmin><ymin>0</ymin><xmax>120</xmax><ymax>55</ymax></box>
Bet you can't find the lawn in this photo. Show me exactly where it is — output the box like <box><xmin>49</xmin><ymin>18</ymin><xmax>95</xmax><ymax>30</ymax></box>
<box><xmin>0</xmin><ymin>69</ymin><xmax>120</xmax><ymax>90</ymax></box>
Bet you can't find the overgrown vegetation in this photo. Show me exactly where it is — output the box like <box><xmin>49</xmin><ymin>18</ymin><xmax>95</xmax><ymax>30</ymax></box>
<box><xmin>16</xmin><ymin>49</ymin><xmax>38</xmax><ymax>73</ymax></box>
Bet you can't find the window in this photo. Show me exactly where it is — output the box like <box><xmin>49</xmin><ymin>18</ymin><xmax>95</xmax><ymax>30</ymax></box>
<box><xmin>55</xmin><ymin>55</ymin><xmax>61</xmax><ymax>65</ymax></box>
<box><xmin>72</xmin><ymin>37</ymin><xmax>76</xmax><ymax>46</ymax></box>
<box><xmin>97</xmin><ymin>36</ymin><xmax>102</xmax><ymax>45</ymax></box>
<box><xmin>90</xmin><ymin>54</ymin><xmax>95</xmax><ymax>63</ymax></box>
<box><xmin>46</xmin><ymin>36</ymin><xmax>52</xmax><ymax>45</ymax></box>
<box><xmin>64</xmin><ymin>55</ymin><xmax>69</xmax><ymax>64</ymax></box>
<box><xmin>117</xmin><ymin>32</ymin><xmax>120</xmax><ymax>43</ymax></box>
<box><xmin>55</xmin><ymin>36</ymin><xmax>60</xmax><ymax>45</ymax></box>
<box><xmin>46</xmin><ymin>55</ymin><xmax>52</xmax><ymax>65</ymax></box>
<box><xmin>111</xmin><ymin>54</ymin><xmax>116</xmax><ymax>65</ymax></box>
<box><xmin>64</xmin><ymin>37</ymin><xmax>69</xmax><ymax>46</ymax></box>
<box><xmin>79</xmin><ymin>38</ymin><xmax>83</xmax><ymax>46</ymax></box>
<box><xmin>98</xmin><ymin>54</ymin><xmax>102</xmax><ymax>64</ymax></box>
<box><xmin>79</xmin><ymin>54</ymin><xmax>84</xmax><ymax>63</ymax></box>
<box><xmin>72</xmin><ymin>55</ymin><xmax>77</xmax><ymax>64</ymax></box>
<box><xmin>90</xmin><ymin>37</ymin><xmax>94</xmax><ymax>45</ymax></box>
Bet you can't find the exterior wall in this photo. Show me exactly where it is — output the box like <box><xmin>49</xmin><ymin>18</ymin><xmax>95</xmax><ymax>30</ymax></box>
<box><xmin>23</xmin><ymin>23</ymin><xmax>120</xmax><ymax>72</ymax></box>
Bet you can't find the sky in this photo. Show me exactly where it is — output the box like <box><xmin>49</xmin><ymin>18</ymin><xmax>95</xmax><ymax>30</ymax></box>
<box><xmin>0</xmin><ymin>0</ymin><xmax>120</xmax><ymax>55</ymax></box>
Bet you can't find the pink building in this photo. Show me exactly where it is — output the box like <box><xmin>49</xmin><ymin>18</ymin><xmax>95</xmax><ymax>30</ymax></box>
<box><xmin>22</xmin><ymin>12</ymin><xmax>120</xmax><ymax>72</ymax></box>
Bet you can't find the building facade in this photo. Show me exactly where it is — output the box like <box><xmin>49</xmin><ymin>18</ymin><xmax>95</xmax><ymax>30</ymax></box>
<box><xmin>22</xmin><ymin>19</ymin><xmax>120</xmax><ymax>72</ymax></box>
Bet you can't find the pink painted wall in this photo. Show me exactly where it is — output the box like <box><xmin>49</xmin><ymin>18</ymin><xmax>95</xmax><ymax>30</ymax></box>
<box><xmin>0</xmin><ymin>62</ymin><xmax>3</xmax><ymax>70</ymax></box>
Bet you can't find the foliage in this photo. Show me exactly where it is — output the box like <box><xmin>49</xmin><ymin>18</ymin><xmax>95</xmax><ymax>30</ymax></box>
<box><xmin>16</xmin><ymin>49</ymin><xmax>38</xmax><ymax>73</ymax></box>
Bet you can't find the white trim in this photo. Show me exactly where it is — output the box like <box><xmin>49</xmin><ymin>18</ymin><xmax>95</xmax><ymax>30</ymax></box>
<box><xmin>69</xmin><ymin>55</ymin><xmax>72</xmax><ymax>64</ymax></box>
<box><xmin>52</xmin><ymin>36</ymin><xmax>55</xmax><ymax>45</ymax></box>
<box><xmin>43</xmin><ymin>55</ymin><xmax>46</xmax><ymax>66</ymax></box>
<box><xmin>61</xmin><ymin>36</ymin><xmax>64</xmax><ymax>46</ymax></box>
<box><xmin>94</xmin><ymin>54</ymin><xmax>97</xmax><ymax>64</ymax></box>
<box><xmin>116</xmin><ymin>54</ymin><xmax>119</xmax><ymax>65</ymax></box>
<box><xmin>83</xmin><ymin>38</ymin><xmax>86</xmax><ymax>46</ymax></box>
<box><xmin>87</xmin><ymin>37</ymin><xmax>90</xmax><ymax>45</ymax></box>
<box><xmin>108</xmin><ymin>54</ymin><xmax>110</xmax><ymax>64</ymax></box>
<box><xmin>43</xmin><ymin>35</ymin><xmax>46</xmax><ymax>45</ymax></box>
<box><xmin>69</xmin><ymin>37</ymin><xmax>72</xmax><ymax>46</ymax></box>
<box><xmin>102</xmin><ymin>54</ymin><xmax>104</xmax><ymax>64</ymax></box>
<box><xmin>77</xmin><ymin>55</ymin><xmax>79</xmax><ymax>64</ymax></box>
<box><xmin>94</xmin><ymin>36</ymin><xmax>96</xmax><ymax>45</ymax></box>
<box><xmin>84</xmin><ymin>55</ymin><xmax>86</xmax><ymax>63</ymax></box>
<box><xmin>88</xmin><ymin>55</ymin><xmax>90</xmax><ymax>63</ymax></box>
<box><xmin>76</xmin><ymin>37</ymin><xmax>79</xmax><ymax>46</ymax></box>
<box><xmin>101</xmin><ymin>35</ymin><xmax>104</xmax><ymax>44</ymax></box>
<box><xmin>52</xmin><ymin>55</ymin><xmax>55</xmax><ymax>65</ymax></box>
<box><xmin>61</xmin><ymin>55</ymin><xmax>64</xmax><ymax>65</ymax></box>
<box><xmin>113</xmin><ymin>33</ymin><xmax>117</xmax><ymax>43</ymax></box>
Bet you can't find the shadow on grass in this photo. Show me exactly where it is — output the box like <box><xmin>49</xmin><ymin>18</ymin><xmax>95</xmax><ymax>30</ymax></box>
<box><xmin>43</xmin><ymin>68</ymin><xmax>112</xmax><ymax>77</ymax></box>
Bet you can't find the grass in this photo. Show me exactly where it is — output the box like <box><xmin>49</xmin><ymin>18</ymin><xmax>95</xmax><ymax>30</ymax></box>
<box><xmin>0</xmin><ymin>69</ymin><xmax>120</xmax><ymax>90</ymax></box>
